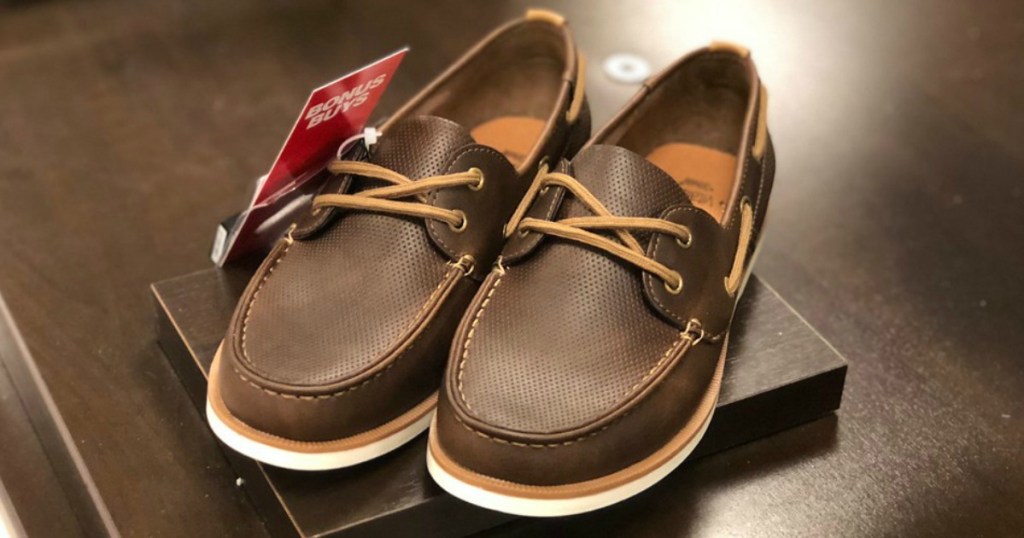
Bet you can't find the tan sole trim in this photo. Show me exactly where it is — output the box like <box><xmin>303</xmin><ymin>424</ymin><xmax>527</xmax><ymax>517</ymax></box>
<box><xmin>429</xmin><ymin>341</ymin><xmax>726</xmax><ymax>500</ymax></box>
<box><xmin>208</xmin><ymin>348</ymin><xmax>438</xmax><ymax>454</ymax></box>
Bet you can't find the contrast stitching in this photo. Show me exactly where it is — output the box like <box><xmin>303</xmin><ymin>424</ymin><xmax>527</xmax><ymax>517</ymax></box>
<box><xmin>239</xmin><ymin>242</ymin><xmax>291</xmax><ymax>370</ymax></box>
<box><xmin>626</xmin><ymin>331</ymin><xmax>688</xmax><ymax>396</ymax></box>
<box><xmin>427</xmin><ymin>210</ymin><xmax>455</xmax><ymax>256</ymax></box>
<box><xmin>454</xmin><ymin>332</ymin><xmax>696</xmax><ymax>448</ymax></box>
<box><xmin>234</xmin><ymin>265</ymin><xmax>457</xmax><ymax>400</ymax></box>
<box><xmin>456</xmin><ymin>271</ymin><xmax>505</xmax><ymax>410</ymax></box>
<box><xmin>428</xmin><ymin>146</ymin><xmax>509</xmax><ymax>260</ymax></box>
<box><xmin>644</xmin><ymin>205</ymin><xmax>699</xmax><ymax>325</ymax></box>
<box><xmin>453</xmin><ymin>410</ymin><xmax>616</xmax><ymax>449</ymax></box>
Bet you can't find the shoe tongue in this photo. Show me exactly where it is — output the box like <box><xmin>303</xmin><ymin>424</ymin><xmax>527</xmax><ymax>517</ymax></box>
<box><xmin>561</xmin><ymin>144</ymin><xmax>692</xmax><ymax>220</ymax></box>
<box><xmin>370</xmin><ymin>115</ymin><xmax>475</xmax><ymax>179</ymax></box>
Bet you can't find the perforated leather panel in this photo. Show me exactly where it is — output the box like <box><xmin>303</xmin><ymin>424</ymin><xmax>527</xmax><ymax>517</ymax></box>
<box><xmin>240</xmin><ymin>116</ymin><xmax>473</xmax><ymax>386</ymax></box>
<box><xmin>243</xmin><ymin>217</ymin><xmax>449</xmax><ymax>386</ymax></box>
<box><xmin>373</xmin><ymin>116</ymin><xmax>475</xmax><ymax>179</ymax></box>
<box><xmin>458</xmin><ymin>145</ymin><xmax>693</xmax><ymax>433</ymax></box>
<box><xmin>560</xmin><ymin>145</ymin><xmax>689</xmax><ymax>221</ymax></box>
<box><xmin>460</xmin><ymin>245</ymin><xmax>681</xmax><ymax>433</ymax></box>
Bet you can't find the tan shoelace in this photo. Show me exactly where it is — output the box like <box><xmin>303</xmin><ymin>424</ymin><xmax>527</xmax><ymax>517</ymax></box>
<box><xmin>311</xmin><ymin>160</ymin><xmax>483</xmax><ymax>231</ymax></box>
<box><xmin>504</xmin><ymin>170</ymin><xmax>692</xmax><ymax>293</ymax></box>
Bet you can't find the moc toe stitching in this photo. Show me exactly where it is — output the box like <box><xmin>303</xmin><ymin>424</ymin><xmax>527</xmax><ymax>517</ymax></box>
<box><xmin>449</xmin><ymin>326</ymin><xmax>695</xmax><ymax>446</ymax></box>
<box><xmin>230</xmin><ymin>263</ymin><xmax>459</xmax><ymax>400</ymax></box>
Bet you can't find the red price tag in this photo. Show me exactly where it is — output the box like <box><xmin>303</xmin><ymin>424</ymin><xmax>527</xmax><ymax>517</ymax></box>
<box><xmin>214</xmin><ymin>49</ymin><xmax>407</xmax><ymax>265</ymax></box>
<box><xmin>259</xmin><ymin>49</ymin><xmax>406</xmax><ymax>205</ymax></box>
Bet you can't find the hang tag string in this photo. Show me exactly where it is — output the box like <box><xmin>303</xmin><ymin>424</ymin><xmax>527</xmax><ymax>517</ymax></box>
<box><xmin>336</xmin><ymin>126</ymin><xmax>381</xmax><ymax>160</ymax></box>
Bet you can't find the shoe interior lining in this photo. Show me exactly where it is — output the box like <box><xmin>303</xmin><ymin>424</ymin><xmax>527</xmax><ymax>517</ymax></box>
<box><xmin>600</xmin><ymin>54</ymin><xmax>753</xmax><ymax>222</ymax></box>
<box><xmin>645</xmin><ymin>143</ymin><xmax>738</xmax><ymax>219</ymax></box>
<box><xmin>406</xmin><ymin>21</ymin><xmax>567</xmax><ymax>166</ymax></box>
<box><xmin>470</xmin><ymin>117</ymin><xmax>547</xmax><ymax>167</ymax></box>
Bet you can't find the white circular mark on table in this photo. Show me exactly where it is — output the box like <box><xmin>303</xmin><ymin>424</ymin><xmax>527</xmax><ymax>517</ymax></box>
<box><xmin>602</xmin><ymin>53</ymin><xmax>652</xmax><ymax>84</ymax></box>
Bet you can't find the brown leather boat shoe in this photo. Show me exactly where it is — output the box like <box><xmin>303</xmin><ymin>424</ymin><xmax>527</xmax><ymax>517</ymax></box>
<box><xmin>206</xmin><ymin>9</ymin><xmax>589</xmax><ymax>470</ymax></box>
<box><xmin>428</xmin><ymin>42</ymin><xmax>773</xmax><ymax>515</ymax></box>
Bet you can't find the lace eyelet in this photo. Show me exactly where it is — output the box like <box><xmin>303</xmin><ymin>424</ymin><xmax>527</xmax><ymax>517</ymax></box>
<box><xmin>449</xmin><ymin>210</ymin><xmax>468</xmax><ymax>233</ymax></box>
<box><xmin>468</xmin><ymin>167</ymin><xmax>484</xmax><ymax>191</ymax></box>
<box><xmin>676</xmin><ymin>232</ymin><xmax>692</xmax><ymax>248</ymax></box>
<box><xmin>664</xmin><ymin>273</ymin><xmax>683</xmax><ymax>294</ymax></box>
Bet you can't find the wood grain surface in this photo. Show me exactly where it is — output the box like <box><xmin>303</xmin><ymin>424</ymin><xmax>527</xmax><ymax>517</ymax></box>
<box><xmin>0</xmin><ymin>0</ymin><xmax>1021</xmax><ymax>536</ymax></box>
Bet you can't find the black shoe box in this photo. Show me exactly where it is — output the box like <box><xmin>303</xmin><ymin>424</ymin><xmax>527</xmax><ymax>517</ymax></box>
<box><xmin>152</xmin><ymin>268</ymin><xmax>846</xmax><ymax>538</ymax></box>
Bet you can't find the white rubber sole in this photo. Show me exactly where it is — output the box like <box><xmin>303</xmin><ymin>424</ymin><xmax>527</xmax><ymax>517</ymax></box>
<box><xmin>426</xmin><ymin>407</ymin><xmax>714</xmax><ymax>517</ymax></box>
<box><xmin>426</xmin><ymin>198</ymin><xmax>767</xmax><ymax>515</ymax></box>
<box><xmin>425</xmin><ymin>238</ymin><xmax>760</xmax><ymax>516</ymax></box>
<box><xmin>205</xmin><ymin>399</ymin><xmax>434</xmax><ymax>471</ymax></box>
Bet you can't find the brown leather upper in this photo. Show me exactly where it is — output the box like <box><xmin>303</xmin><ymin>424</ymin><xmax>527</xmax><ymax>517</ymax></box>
<box><xmin>434</xmin><ymin>45</ymin><xmax>775</xmax><ymax>485</ymax></box>
<box><xmin>213</xmin><ymin>12</ymin><xmax>589</xmax><ymax>442</ymax></box>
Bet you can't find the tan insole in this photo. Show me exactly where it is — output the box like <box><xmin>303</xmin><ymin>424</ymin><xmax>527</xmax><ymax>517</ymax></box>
<box><xmin>646</xmin><ymin>143</ymin><xmax>738</xmax><ymax>223</ymax></box>
<box><xmin>471</xmin><ymin>116</ymin><xmax>546</xmax><ymax>168</ymax></box>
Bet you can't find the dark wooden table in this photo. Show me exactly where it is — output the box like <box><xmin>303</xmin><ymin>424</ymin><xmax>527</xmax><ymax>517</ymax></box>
<box><xmin>0</xmin><ymin>1</ymin><xmax>1021</xmax><ymax>536</ymax></box>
